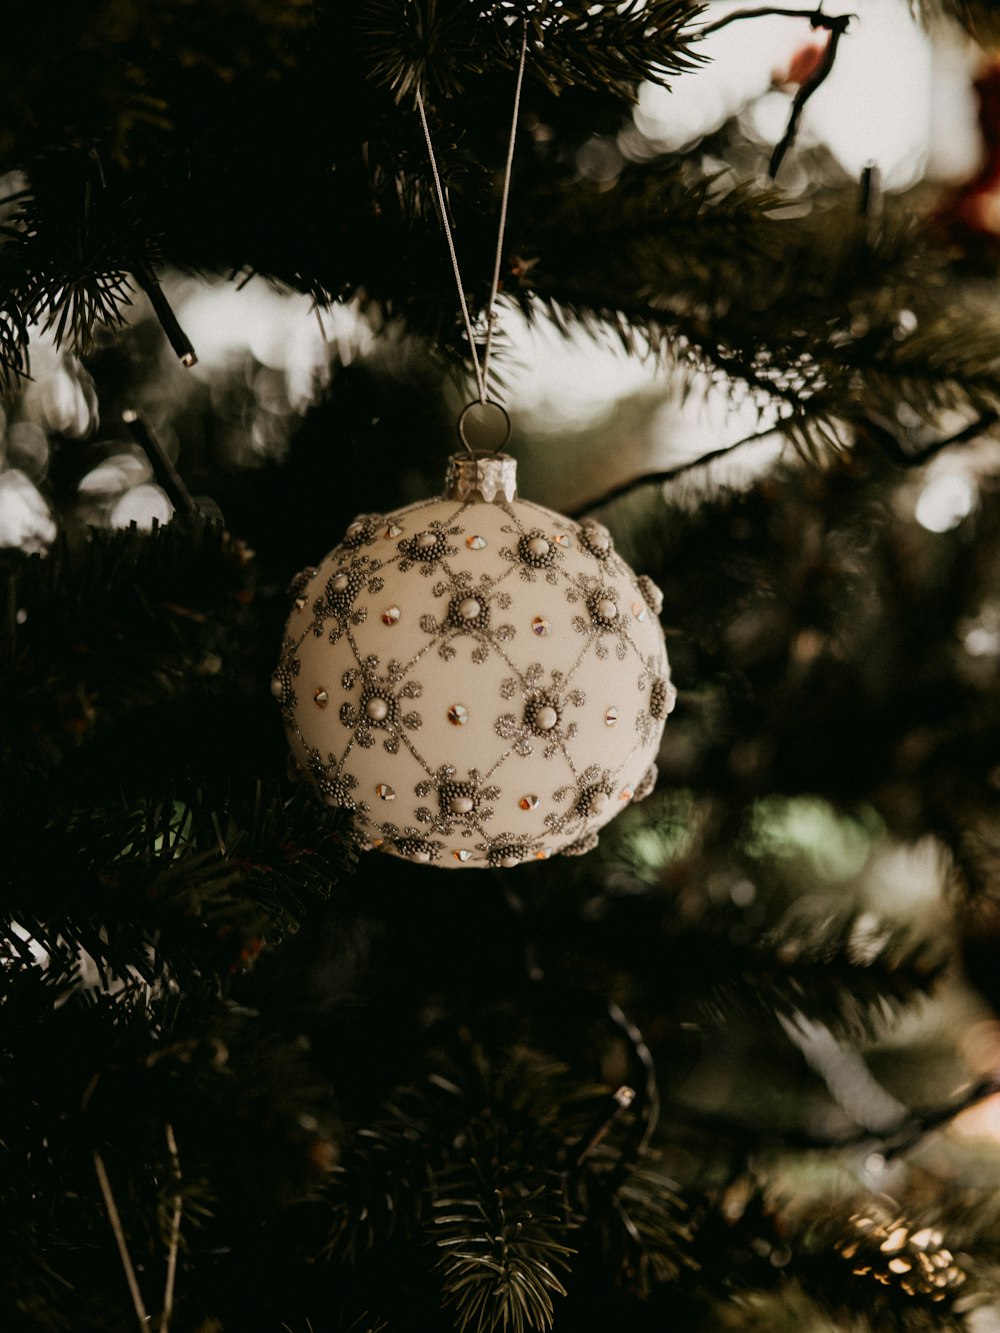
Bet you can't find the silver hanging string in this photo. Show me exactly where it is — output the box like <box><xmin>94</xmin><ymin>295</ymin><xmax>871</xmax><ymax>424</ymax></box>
<box><xmin>481</xmin><ymin>28</ymin><xmax>528</xmax><ymax>392</ymax></box>
<box><xmin>414</xmin><ymin>28</ymin><xmax>528</xmax><ymax>419</ymax></box>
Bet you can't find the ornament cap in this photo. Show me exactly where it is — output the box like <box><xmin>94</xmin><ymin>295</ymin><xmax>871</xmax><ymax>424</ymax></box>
<box><xmin>445</xmin><ymin>451</ymin><xmax>518</xmax><ymax>504</ymax></box>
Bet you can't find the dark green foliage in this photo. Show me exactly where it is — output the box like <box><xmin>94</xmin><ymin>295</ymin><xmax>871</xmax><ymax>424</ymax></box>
<box><xmin>360</xmin><ymin>0</ymin><xmax>704</xmax><ymax>103</ymax></box>
<box><xmin>2</xmin><ymin>516</ymin><xmax>258</xmax><ymax>788</ymax></box>
<box><xmin>322</xmin><ymin>1040</ymin><xmax>689</xmax><ymax>1333</ymax></box>
<box><xmin>6</xmin><ymin>2</ymin><xmax>1000</xmax><ymax>1330</ymax></box>
<box><xmin>3</xmin><ymin>0</ymin><xmax>1000</xmax><ymax>458</ymax></box>
<box><xmin>432</xmin><ymin>1149</ymin><xmax>573</xmax><ymax>1333</ymax></box>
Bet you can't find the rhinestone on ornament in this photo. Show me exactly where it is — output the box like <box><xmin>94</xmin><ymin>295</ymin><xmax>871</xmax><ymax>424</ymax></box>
<box><xmin>620</xmin><ymin>786</ymin><xmax>633</xmax><ymax>801</ymax></box>
<box><xmin>453</xmin><ymin>849</ymin><xmax>474</xmax><ymax>863</ymax></box>
<box><xmin>314</xmin><ymin>688</ymin><xmax>329</xmax><ymax>708</ymax></box>
<box><xmin>519</xmin><ymin>794</ymin><xmax>539</xmax><ymax>811</ymax></box>
<box><xmin>531</xmin><ymin>616</ymin><xmax>550</xmax><ymax>636</ymax></box>
<box><xmin>294</xmin><ymin>596</ymin><xmax>307</xmax><ymax>612</ymax></box>
<box><xmin>553</xmin><ymin>533</ymin><xmax>572</xmax><ymax>548</ymax></box>
<box><xmin>605</xmin><ymin>707</ymin><xmax>619</xmax><ymax>727</ymax></box>
<box><xmin>382</xmin><ymin>606</ymin><xmax>401</xmax><ymax>625</ymax></box>
<box><xmin>632</xmin><ymin>601</ymin><xmax>648</xmax><ymax>621</ymax></box>
<box><xmin>375</xmin><ymin>784</ymin><xmax>396</xmax><ymax>800</ymax></box>
<box><xmin>384</xmin><ymin>523</ymin><xmax>402</xmax><ymax>538</ymax></box>
<box><xmin>447</xmin><ymin>704</ymin><xmax>469</xmax><ymax>726</ymax></box>
<box><xmin>466</xmin><ymin>534</ymin><xmax>487</xmax><ymax>550</ymax></box>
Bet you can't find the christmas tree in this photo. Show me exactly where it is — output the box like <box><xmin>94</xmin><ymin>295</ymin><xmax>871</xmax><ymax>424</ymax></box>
<box><xmin>6</xmin><ymin>2</ymin><xmax>1000</xmax><ymax>1329</ymax></box>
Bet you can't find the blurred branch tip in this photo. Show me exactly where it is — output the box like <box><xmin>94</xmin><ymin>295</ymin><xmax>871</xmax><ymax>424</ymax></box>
<box><xmin>133</xmin><ymin>260</ymin><xmax>198</xmax><ymax>368</ymax></box>
<box><xmin>122</xmin><ymin>409</ymin><xmax>199</xmax><ymax>519</ymax></box>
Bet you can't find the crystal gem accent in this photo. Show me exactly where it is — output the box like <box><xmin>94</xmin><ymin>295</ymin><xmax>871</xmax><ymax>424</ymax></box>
<box><xmin>313</xmin><ymin>688</ymin><xmax>329</xmax><ymax>708</ymax></box>
<box><xmin>605</xmin><ymin>707</ymin><xmax>619</xmax><ymax>727</ymax></box>
<box><xmin>553</xmin><ymin>533</ymin><xmax>572</xmax><ymax>548</ymax></box>
<box><xmin>519</xmin><ymin>794</ymin><xmax>539</xmax><ymax>811</ymax></box>
<box><xmin>382</xmin><ymin>606</ymin><xmax>401</xmax><ymax>625</ymax></box>
<box><xmin>294</xmin><ymin>596</ymin><xmax>307</xmax><ymax>611</ymax></box>
<box><xmin>531</xmin><ymin>616</ymin><xmax>550</xmax><ymax>636</ymax></box>
<box><xmin>376</xmin><ymin>784</ymin><xmax>396</xmax><ymax>800</ymax></box>
<box><xmin>384</xmin><ymin>523</ymin><xmax>402</xmax><ymax>538</ymax></box>
<box><xmin>447</xmin><ymin>704</ymin><xmax>469</xmax><ymax>726</ymax></box>
<box><xmin>619</xmin><ymin>786</ymin><xmax>633</xmax><ymax>801</ymax></box>
<box><xmin>453</xmin><ymin>849</ymin><xmax>474</xmax><ymax>862</ymax></box>
<box><xmin>632</xmin><ymin>602</ymin><xmax>648</xmax><ymax>621</ymax></box>
<box><xmin>535</xmin><ymin>847</ymin><xmax>553</xmax><ymax>860</ymax></box>
<box><xmin>466</xmin><ymin>535</ymin><xmax>487</xmax><ymax>550</ymax></box>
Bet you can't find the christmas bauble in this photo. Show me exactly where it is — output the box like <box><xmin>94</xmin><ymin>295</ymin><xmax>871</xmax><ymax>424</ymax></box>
<box><xmin>273</xmin><ymin>452</ymin><xmax>675</xmax><ymax>868</ymax></box>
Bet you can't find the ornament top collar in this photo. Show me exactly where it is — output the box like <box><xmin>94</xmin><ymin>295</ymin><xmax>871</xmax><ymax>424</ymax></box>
<box><xmin>444</xmin><ymin>452</ymin><xmax>518</xmax><ymax>505</ymax></box>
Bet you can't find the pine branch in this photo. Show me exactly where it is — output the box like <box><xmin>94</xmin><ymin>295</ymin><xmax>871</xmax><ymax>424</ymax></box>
<box><xmin>2</xmin><ymin>516</ymin><xmax>257</xmax><ymax>788</ymax></box>
<box><xmin>431</xmin><ymin>1143</ymin><xmax>574</xmax><ymax>1333</ymax></box>
<box><xmin>361</xmin><ymin>0</ymin><xmax>704</xmax><ymax>104</ymax></box>
<box><xmin>581</xmin><ymin>1154</ymin><xmax>695</xmax><ymax>1299</ymax></box>
<box><xmin>699</xmin><ymin>906</ymin><xmax>948</xmax><ymax>1040</ymax></box>
<box><xmin>0</xmin><ymin>778</ymin><xmax>354</xmax><ymax>998</ymax></box>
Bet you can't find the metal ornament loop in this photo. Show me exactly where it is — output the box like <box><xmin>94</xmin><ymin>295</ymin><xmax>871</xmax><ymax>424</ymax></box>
<box><xmin>458</xmin><ymin>400</ymin><xmax>512</xmax><ymax>455</ymax></box>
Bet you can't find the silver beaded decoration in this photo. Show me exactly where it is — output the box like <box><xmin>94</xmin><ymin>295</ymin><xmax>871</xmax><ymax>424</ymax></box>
<box><xmin>276</xmin><ymin>452</ymin><xmax>672</xmax><ymax>868</ymax></box>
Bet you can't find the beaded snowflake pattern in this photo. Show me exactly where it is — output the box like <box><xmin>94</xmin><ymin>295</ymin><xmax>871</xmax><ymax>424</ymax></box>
<box><xmin>275</xmin><ymin>473</ymin><xmax>673</xmax><ymax>868</ymax></box>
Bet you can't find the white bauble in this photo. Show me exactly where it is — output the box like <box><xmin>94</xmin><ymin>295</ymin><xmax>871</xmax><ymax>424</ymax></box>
<box><xmin>273</xmin><ymin>453</ymin><xmax>675</xmax><ymax>868</ymax></box>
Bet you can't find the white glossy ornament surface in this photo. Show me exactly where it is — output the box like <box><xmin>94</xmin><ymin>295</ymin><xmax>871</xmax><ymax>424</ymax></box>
<box><xmin>275</xmin><ymin>457</ymin><xmax>673</xmax><ymax>868</ymax></box>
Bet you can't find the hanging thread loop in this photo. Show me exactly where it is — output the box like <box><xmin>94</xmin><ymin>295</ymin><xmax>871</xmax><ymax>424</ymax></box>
<box><xmin>414</xmin><ymin>26</ymin><xmax>528</xmax><ymax>449</ymax></box>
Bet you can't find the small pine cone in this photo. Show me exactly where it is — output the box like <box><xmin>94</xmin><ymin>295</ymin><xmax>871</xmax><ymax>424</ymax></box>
<box><xmin>836</xmin><ymin>1207</ymin><xmax>967</xmax><ymax>1305</ymax></box>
